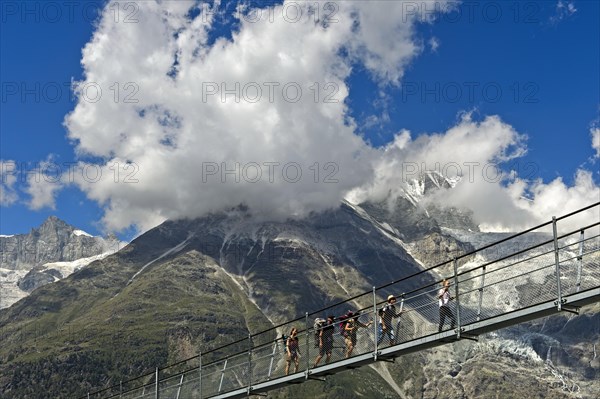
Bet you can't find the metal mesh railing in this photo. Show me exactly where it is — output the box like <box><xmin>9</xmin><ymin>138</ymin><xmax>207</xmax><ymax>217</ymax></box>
<box><xmin>81</xmin><ymin>202</ymin><xmax>600</xmax><ymax>399</ymax></box>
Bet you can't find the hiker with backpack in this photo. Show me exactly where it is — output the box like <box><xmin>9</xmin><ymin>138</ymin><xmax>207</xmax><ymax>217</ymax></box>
<box><xmin>378</xmin><ymin>294</ymin><xmax>402</xmax><ymax>346</ymax></box>
<box><xmin>343</xmin><ymin>311</ymin><xmax>372</xmax><ymax>358</ymax></box>
<box><xmin>314</xmin><ymin>315</ymin><xmax>335</xmax><ymax>367</ymax></box>
<box><xmin>438</xmin><ymin>279</ymin><xmax>456</xmax><ymax>332</ymax></box>
<box><xmin>285</xmin><ymin>327</ymin><xmax>300</xmax><ymax>375</ymax></box>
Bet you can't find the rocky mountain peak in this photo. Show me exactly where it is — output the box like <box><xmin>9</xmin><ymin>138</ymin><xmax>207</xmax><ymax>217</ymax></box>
<box><xmin>1</xmin><ymin>217</ymin><xmax>124</xmax><ymax>308</ymax></box>
<box><xmin>0</xmin><ymin>216</ymin><xmax>109</xmax><ymax>270</ymax></box>
<box><xmin>38</xmin><ymin>215</ymin><xmax>71</xmax><ymax>230</ymax></box>
<box><xmin>33</xmin><ymin>215</ymin><xmax>75</xmax><ymax>239</ymax></box>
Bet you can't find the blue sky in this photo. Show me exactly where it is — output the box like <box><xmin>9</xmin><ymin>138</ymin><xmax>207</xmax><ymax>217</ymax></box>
<box><xmin>1</xmin><ymin>0</ymin><xmax>599</xmax><ymax>239</ymax></box>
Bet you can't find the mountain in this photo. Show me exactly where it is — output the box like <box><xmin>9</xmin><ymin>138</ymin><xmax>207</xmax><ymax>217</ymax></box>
<box><xmin>0</xmin><ymin>216</ymin><xmax>123</xmax><ymax>309</ymax></box>
<box><xmin>0</xmin><ymin>174</ymin><xmax>597</xmax><ymax>398</ymax></box>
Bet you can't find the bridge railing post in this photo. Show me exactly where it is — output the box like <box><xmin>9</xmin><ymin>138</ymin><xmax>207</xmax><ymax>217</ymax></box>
<box><xmin>155</xmin><ymin>367</ymin><xmax>159</xmax><ymax>399</ymax></box>
<box><xmin>175</xmin><ymin>374</ymin><xmax>184</xmax><ymax>399</ymax></box>
<box><xmin>372</xmin><ymin>286</ymin><xmax>378</xmax><ymax>360</ymax></box>
<box><xmin>477</xmin><ymin>266</ymin><xmax>486</xmax><ymax>321</ymax></box>
<box><xmin>267</xmin><ymin>341</ymin><xmax>278</xmax><ymax>380</ymax></box>
<box><xmin>576</xmin><ymin>229</ymin><xmax>584</xmax><ymax>293</ymax></box>
<box><xmin>198</xmin><ymin>351</ymin><xmax>202</xmax><ymax>399</ymax></box>
<box><xmin>397</xmin><ymin>293</ymin><xmax>404</xmax><ymax>337</ymax></box>
<box><xmin>218</xmin><ymin>357</ymin><xmax>228</xmax><ymax>393</ymax></box>
<box><xmin>305</xmin><ymin>312</ymin><xmax>310</xmax><ymax>379</ymax></box>
<box><xmin>453</xmin><ymin>258</ymin><xmax>461</xmax><ymax>339</ymax></box>
<box><xmin>552</xmin><ymin>216</ymin><xmax>563</xmax><ymax>310</ymax></box>
<box><xmin>247</xmin><ymin>333</ymin><xmax>252</xmax><ymax>394</ymax></box>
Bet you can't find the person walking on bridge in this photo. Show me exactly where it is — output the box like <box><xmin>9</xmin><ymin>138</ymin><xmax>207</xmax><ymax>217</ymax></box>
<box><xmin>438</xmin><ymin>279</ymin><xmax>456</xmax><ymax>332</ymax></box>
<box><xmin>378</xmin><ymin>294</ymin><xmax>402</xmax><ymax>346</ymax></box>
<box><xmin>314</xmin><ymin>315</ymin><xmax>335</xmax><ymax>367</ymax></box>
<box><xmin>344</xmin><ymin>312</ymin><xmax>372</xmax><ymax>358</ymax></box>
<box><xmin>285</xmin><ymin>327</ymin><xmax>300</xmax><ymax>375</ymax></box>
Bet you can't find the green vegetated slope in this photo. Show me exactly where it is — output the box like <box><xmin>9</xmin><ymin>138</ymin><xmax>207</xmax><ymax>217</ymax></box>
<box><xmin>0</xmin><ymin>247</ymin><xmax>272</xmax><ymax>398</ymax></box>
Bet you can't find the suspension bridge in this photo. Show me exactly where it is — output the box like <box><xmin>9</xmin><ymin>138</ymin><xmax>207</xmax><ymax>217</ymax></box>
<box><xmin>81</xmin><ymin>202</ymin><xmax>600</xmax><ymax>399</ymax></box>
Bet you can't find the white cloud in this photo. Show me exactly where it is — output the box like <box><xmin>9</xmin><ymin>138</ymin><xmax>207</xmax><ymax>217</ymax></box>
<box><xmin>514</xmin><ymin>170</ymin><xmax>599</xmax><ymax>227</ymax></box>
<box><xmin>24</xmin><ymin>159</ymin><xmax>62</xmax><ymax>210</ymax></box>
<box><xmin>550</xmin><ymin>1</ymin><xmax>577</xmax><ymax>24</ymax></box>
<box><xmin>428</xmin><ymin>37</ymin><xmax>440</xmax><ymax>53</ymax></box>
<box><xmin>591</xmin><ymin>126</ymin><xmax>600</xmax><ymax>158</ymax></box>
<box><xmin>348</xmin><ymin>113</ymin><xmax>528</xmax><ymax>202</ymax></box>
<box><xmin>347</xmin><ymin>114</ymin><xmax>538</xmax><ymax>229</ymax></box>
<box><xmin>64</xmin><ymin>0</ymin><xmax>453</xmax><ymax>232</ymax></box>
<box><xmin>0</xmin><ymin>160</ymin><xmax>19</xmax><ymax>206</ymax></box>
<box><xmin>348</xmin><ymin>113</ymin><xmax>599</xmax><ymax>232</ymax></box>
<box><xmin>59</xmin><ymin>0</ymin><xmax>598</xmax><ymax>235</ymax></box>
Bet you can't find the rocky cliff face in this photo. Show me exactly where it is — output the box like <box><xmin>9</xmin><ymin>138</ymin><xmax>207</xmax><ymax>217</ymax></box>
<box><xmin>0</xmin><ymin>216</ymin><xmax>119</xmax><ymax>271</ymax></box>
<box><xmin>0</xmin><ymin>217</ymin><xmax>122</xmax><ymax>309</ymax></box>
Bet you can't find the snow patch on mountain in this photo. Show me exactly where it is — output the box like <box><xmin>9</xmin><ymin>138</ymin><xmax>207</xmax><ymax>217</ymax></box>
<box><xmin>0</xmin><ymin>269</ymin><xmax>29</xmax><ymax>308</ymax></box>
<box><xmin>73</xmin><ymin>229</ymin><xmax>94</xmax><ymax>237</ymax></box>
<box><xmin>42</xmin><ymin>252</ymin><xmax>114</xmax><ymax>278</ymax></box>
<box><xmin>344</xmin><ymin>201</ymin><xmax>404</xmax><ymax>242</ymax></box>
<box><xmin>128</xmin><ymin>235</ymin><xmax>193</xmax><ymax>284</ymax></box>
<box><xmin>0</xmin><ymin>251</ymin><xmax>116</xmax><ymax>309</ymax></box>
<box><xmin>272</xmin><ymin>235</ymin><xmax>308</xmax><ymax>248</ymax></box>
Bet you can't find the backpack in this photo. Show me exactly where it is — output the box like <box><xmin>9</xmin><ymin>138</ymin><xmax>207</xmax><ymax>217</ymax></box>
<box><xmin>313</xmin><ymin>318</ymin><xmax>326</xmax><ymax>347</ymax></box>
<box><xmin>281</xmin><ymin>334</ymin><xmax>288</xmax><ymax>350</ymax></box>
<box><xmin>380</xmin><ymin>304</ymin><xmax>396</xmax><ymax>325</ymax></box>
<box><xmin>338</xmin><ymin>314</ymin><xmax>350</xmax><ymax>337</ymax></box>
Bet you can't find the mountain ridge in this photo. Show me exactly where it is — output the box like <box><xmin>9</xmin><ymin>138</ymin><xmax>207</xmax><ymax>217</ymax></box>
<box><xmin>0</xmin><ymin>216</ymin><xmax>123</xmax><ymax>309</ymax></box>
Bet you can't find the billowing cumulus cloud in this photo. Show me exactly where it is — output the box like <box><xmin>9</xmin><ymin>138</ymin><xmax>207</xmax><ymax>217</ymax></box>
<box><xmin>347</xmin><ymin>114</ymin><xmax>537</xmax><ymax>229</ymax></box>
<box><xmin>347</xmin><ymin>113</ymin><xmax>599</xmax><ymax>232</ymax></box>
<box><xmin>50</xmin><ymin>0</ymin><xmax>597</xmax><ymax>234</ymax></box>
<box><xmin>23</xmin><ymin>158</ymin><xmax>64</xmax><ymax>210</ymax></box>
<box><xmin>63</xmin><ymin>0</ymin><xmax>453</xmax><ymax>231</ymax></box>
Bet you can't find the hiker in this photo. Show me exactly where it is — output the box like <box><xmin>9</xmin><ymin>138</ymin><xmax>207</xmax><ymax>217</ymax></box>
<box><xmin>285</xmin><ymin>327</ymin><xmax>300</xmax><ymax>375</ymax></box>
<box><xmin>378</xmin><ymin>294</ymin><xmax>402</xmax><ymax>346</ymax></box>
<box><xmin>314</xmin><ymin>315</ymin><xmax>335</xmax><ymax>367</ymax></box>
<box><xmin>344</xmin><ymin>312</ymin><xmax>372</xmax><ymax>358</ymax></box>
<box><xmin>438</xmin><ymin>279</ymin><xmax>456</xmax><ymax>332</ymax></box>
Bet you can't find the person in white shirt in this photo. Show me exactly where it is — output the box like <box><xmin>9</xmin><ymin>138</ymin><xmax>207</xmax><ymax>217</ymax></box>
<box><xmin>438</xmin><ymin>279</ymin><xmax>456</xmax><ymax>332</ymax></box>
